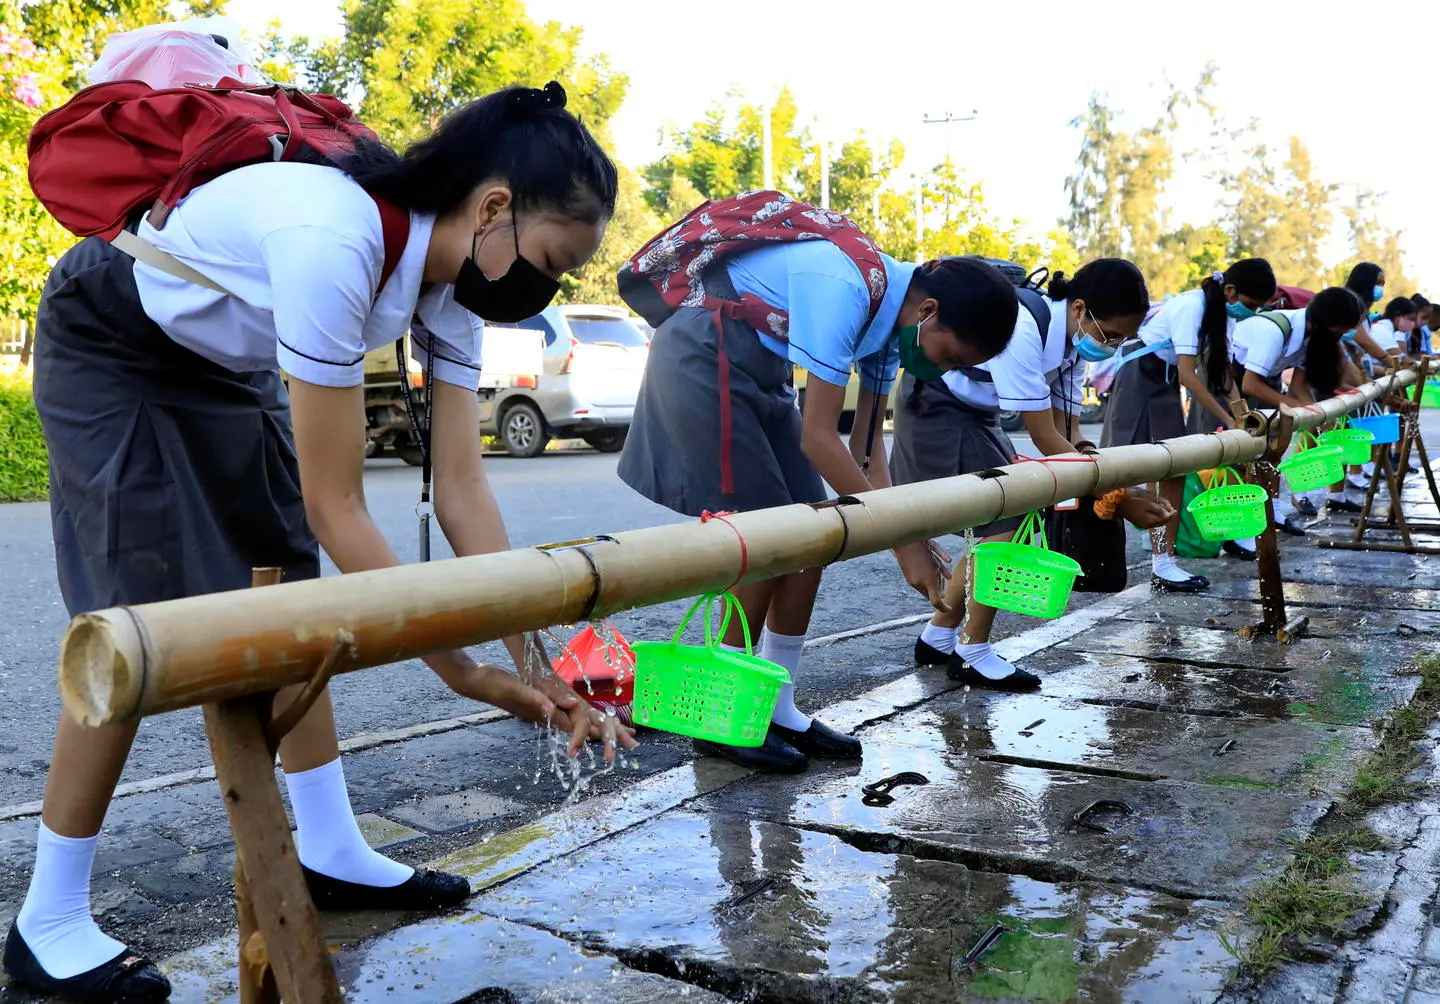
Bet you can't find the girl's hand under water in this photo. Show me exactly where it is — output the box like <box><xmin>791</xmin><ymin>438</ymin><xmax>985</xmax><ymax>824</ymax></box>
<box><xmin>533</xmin><ymin>673</ymin><xmax>640</xmax><ymax>764</ymax></box>
<box><xmin>1116</xmin><ymin>488</ymin><xmax>1176</xmax><ymax>529</ymax></box>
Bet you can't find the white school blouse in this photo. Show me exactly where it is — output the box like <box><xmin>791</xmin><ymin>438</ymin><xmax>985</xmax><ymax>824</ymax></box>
<box><xmin>1230</xmin><ymin>309</ymin><xmax>1308</xmax><ymax>377</ymax></box>
<box><xmin>132</xmin><ymin>162</ymin><xmax>482</xmax><ymax>390</ymax></box>
<box><xmin>1138</xmin><ymin>288</ymin><xmax>1234</xmax><ymax>366</ymax></box>
<box><xmin>941</xmin><ymin>297</ymin><xmax>1082</xmax><ymax>414</ymax></box>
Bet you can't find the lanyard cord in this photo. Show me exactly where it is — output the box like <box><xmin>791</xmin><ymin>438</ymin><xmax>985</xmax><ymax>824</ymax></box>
<box><xmin>395</xmin><ymin>332</ymin><xmax>436</xmax><ymax>561</ymax></box>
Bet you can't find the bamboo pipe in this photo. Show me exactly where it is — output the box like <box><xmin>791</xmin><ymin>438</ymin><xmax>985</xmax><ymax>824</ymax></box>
<box><xmin>59</xmin><ymin>369</ymin><xmax>1420</xmax><ymax>727</ymax></box>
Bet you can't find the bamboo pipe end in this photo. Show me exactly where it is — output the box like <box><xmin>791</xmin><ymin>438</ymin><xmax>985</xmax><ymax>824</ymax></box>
<box><xmin>59</xmin><ymin>611</ymin><xmax>144</xmax><ymax>727</ymax></box>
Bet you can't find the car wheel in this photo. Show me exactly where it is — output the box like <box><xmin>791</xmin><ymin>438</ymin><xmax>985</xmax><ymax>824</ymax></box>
<box><xmin>1000</xmin><ymin>411</ymin><xmax>1024</xmax><ymax>433</ymax></box>
<box><xmin>582</xmin><ymin>428</ymin><xmax>628</xmax><ymax>453</ymax></box>
<box><xmin>500</xmin><ymin>401</ymin><xmax>549</xmax><ymax>458</ymax></box>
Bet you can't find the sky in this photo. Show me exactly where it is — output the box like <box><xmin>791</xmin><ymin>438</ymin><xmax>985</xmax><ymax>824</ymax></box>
<box><xmin>224</xmin><ymin>0</ymin><xmax>1440</xmax><ymax>291</ymax></box>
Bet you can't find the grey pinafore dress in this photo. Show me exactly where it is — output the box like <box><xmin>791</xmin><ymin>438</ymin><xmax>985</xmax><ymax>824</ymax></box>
<box><xmin>888</xmin><ymin>375</ymin><xmax>1023</xmax><ymax>538</ymax></box>
<box><xmin>618</xmin><ymin>267</ymin><xmax>826</xmax><ymax>516</ymax></box>
<box><xmin>1101</xmin><ymin>350</ymin><xmax>1188</xmax><ymax>447</ymax></box>
<box><xmin>32</xmin><ymin>237</ymin><xmax>318</xmax><ymax>616</ymax></box>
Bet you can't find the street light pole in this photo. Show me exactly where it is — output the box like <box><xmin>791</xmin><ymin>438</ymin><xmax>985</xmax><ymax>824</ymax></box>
<box><xmin>914</xmin><ymin>109</ymin><xmax>979</xmax><ymax>261</ymax></box>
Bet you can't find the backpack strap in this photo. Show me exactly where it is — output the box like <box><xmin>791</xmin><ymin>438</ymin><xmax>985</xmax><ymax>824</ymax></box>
<box><xmin>1256</xmin><ymin>310</ymin><xmax>1293</xmax><ymax>339</ymax></box>
<box><xmin>112</xmin><ymin>193</ymin><xmax>409</xmax><ymax>299</ymax></box>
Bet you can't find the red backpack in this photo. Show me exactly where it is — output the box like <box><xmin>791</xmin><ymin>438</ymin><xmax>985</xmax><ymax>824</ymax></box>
<box><xmin>27</xmin><ymin>78</ymin><xmax>408</xmax><ymax>289</ymax></box>
<box><xmin>618</xmin><ymin>190</ymin><xmax>888</xmax><ymax>339</ymax></box>
<box><xmin>1269</xmin><ymin>285</ymin><xmax>1315</xmax><ymax>310</ymax></box>
<box><xmin>618</xmin><ymin>191</ymin><xmax>889</xmax><ymax>493</ymax></box>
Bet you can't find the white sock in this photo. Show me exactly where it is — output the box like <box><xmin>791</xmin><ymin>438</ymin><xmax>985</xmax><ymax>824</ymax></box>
<box><xmin>1233</xmin><ymin>537</ymin><xmax>1256</xmax><ymax>551</ymax></box>
<box><xmin>1273</xmin><ymin>497</ymin><xmax>1296</xmax><ymax>521</ymax></box>
<box><xmin>1151</xmin><ymin>553</ymin><xmax>1194</xmax><ymax>583</ymax></box>
<box><xmin>1327</xmin><ymin>493</ymin><xmax>1346</xmax><ymax>503</ymax></box>
<box><xmin>954</xmin><ymin>642</ymin><xmax>1017</xmax><ymax>680</ymax></box>
<box><xmin>920</xmin><ymin>622</ymin><xmax>958</xmax><ymax>655</ymax></box>
<box><xmin>284</xmin><ymin>759</ymin><xmax>411</xmax><ymax>888</ymax></box>
<box><xmin>15</xmin><ymin>824</ymin><xmax>125</xmax><ymax>979</ymax></box>
<box><xmin>759</xmin><ymin>629</ymin><xmax>811</xmax><ymax>731</ymax></box>
<box><xmin>1363</xmin><ymin>462</ymin><xmax>1376</xmax><ymax>477</ymax></box>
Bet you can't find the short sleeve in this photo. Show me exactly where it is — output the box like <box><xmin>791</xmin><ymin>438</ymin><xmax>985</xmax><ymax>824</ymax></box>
<box><xmin>263</xmin><ymin>227</ymin><xmax>375</xmax><ymax>387</ymax></box>
<box><xmin>412</xmin><ymin>285</ymin><xmax>483</xmax><ymax>390</ymax></box>
<box><xmin>783</xmin><ymin>271</ymin><xmax>870</xmax><ymax>388</ymax></box>
<box><xmin>1242</xmin><ymin>319</ymin><xmax>1283</xmax><ymax>376</ymax></box>
<box><xmin>1166</xmin><ymin>292</ymin><xmax>1205</xmax><ymax>357</ymax></box>
<box><xmin>1051</xmin><ymin>357</ymin><xmax>1084</xmax><ymax>413</ymax></box>
<box><xmin>988</xmin><ymin>314</ymin><xmax>1051</xmax><ymax>412</ymax></box>
<box><xmin>856</xmin><ymin>340</ymin><xmax>900</xmax><ymax>395</ymax></box>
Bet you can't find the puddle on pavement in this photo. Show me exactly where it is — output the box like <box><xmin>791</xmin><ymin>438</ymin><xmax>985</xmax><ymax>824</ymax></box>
<box><xmin>691</xmin><ymin>739</ymin><xmax>1312</xmax><ymax>898</ymax></box>
<box><xmin>478</xmin><ymin>810</ymin><xmax>1233</xmax><ymax>1003</ymax></box>
<box><xmin>863</xmin><ymin>690</ymin><xmax>1375</xmax><ymax>796</ymax></box>
<box><xmin>1022</xmin><ymin>649</ymin><xmax>1416</xmax><ymax>727</ymax></box>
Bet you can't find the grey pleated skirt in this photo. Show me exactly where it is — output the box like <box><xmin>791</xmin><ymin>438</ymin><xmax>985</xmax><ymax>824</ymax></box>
<box><xmin>617</xmin><ymin>268</ymin><xmax>826</xmax><ymax>516</ymax></box>
<box><xmin>889</xmin><ymin>374</ymin><xmax>1022</xmax><ymax>538</ymax></box>
<box><xmin>32</xmin><ymin>237</ymin><xmax>319</xmax><ymax>616</ymax></box>
<box><xmin>1101</xmin><ymin>351</ymin><xmax>1186</xmax><ymax>448</ymax></box>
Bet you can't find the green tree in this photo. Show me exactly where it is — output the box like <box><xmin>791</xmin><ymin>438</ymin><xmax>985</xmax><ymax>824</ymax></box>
<box><xmin>1329</xmin><ymin>188</ymin><xmax>1415</xmax><ymax>298</ymax></box>
<box><xmin>1062</xmin><ymin>68</ymin><xmax>1218</xmax><ymax>294</ymax></box>
<box><xmin>1224</xmin><ymin>136</ymin><xmax>1336</xmax><ymax>289</ymax></box>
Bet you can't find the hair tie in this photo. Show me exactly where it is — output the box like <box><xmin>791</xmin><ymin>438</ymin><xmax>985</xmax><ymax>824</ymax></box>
<box><xmin>508</xmin><ymin>80</ymin><xmax>568</xmax><ymax>119</ymax></box>
<box><xmin>1211</xmin><ymin>270</ymin><xmax>1225</xmax><ymax>283</ymax></box>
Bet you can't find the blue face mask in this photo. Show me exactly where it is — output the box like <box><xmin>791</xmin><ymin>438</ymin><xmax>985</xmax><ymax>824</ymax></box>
<box><xmin>1373</xmin><ymin>285</ymin><xmax>1384</xmax><ymax>303</ymax></box>
<box><xmin>1341</xmin><ymin>328</ymin><xmax>1358</xmax><ymax>343</ymax></box>
<box><xmin>1074</xmin><ymin>332</ymin><xmax>1117</xmax><ymax>363</ymax></box>
<box><xmin>1226</xmin><ymin>301</ymin><xmax>1258</xmax><ymax>321</ymax></box>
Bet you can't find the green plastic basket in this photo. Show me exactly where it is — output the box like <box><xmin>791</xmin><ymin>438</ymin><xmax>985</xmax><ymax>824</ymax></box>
<box><xmin>630</xmin><ymin>593</ymin><xmax>790</xmax><ymax>747</ymax></box>
<box><xmin>1186</xmin><ymin>467</ymin><xmax>1268</xmax><ymax>541</ymax></box>
<box><xmin>972</xmin><ymin>512</ymin><xmax>1083</xmax><ymax>619</ymax></box>
<box><xmin>1277</xmin><ymin>431</ymin><xmax>1346</xmax><ymax>493</ymax></box>
<box><xmin>1424</xmin><ymin>382</ymin><xmax>1440</xmax><ymax>409</ymax></box>
<box><xmin>1318</xmin><ymin>418</ymin><xmax>1375</xmax><ymax>465</ymax></box>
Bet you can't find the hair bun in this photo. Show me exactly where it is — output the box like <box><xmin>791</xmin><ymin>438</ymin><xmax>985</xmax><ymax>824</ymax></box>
<box><xmin>509</xmin><ymin>81</ymin><xmax>568</xmax><ymax>118</ymax></box>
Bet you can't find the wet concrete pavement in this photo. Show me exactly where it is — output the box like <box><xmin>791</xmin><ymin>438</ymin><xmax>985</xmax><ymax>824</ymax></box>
<box><xmin>4</xmin><ymin>419</ymin><xmax>1440</xmax><ymax>1002</ymax></box>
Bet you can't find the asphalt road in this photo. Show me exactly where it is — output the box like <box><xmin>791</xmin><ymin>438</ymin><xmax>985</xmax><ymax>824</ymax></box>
<box><xmin>0</xmin><ymin>429</ymin><xmax>1077</xmax><ymax>810</ymax></box>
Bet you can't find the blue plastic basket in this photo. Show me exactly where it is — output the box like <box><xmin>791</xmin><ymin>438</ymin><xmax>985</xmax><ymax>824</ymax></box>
<box><xmin>1349</xmin><ymin>413</ymin><xmax>1400</xmax><ymax>446</ymax></box>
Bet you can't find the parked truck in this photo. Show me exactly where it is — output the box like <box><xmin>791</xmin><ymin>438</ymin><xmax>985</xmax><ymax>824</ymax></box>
<box><xmin>362</xmin><ymin>328</ymin><xmax>545</xmax><ymax>465</ymax></box>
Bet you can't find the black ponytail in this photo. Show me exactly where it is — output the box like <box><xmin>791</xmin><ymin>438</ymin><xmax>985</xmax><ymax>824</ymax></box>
<box><xmin>1303</xmin><ymin>287</ymin><xmax>1366</xmax><ymax>398</ymax></box>
<box><xmin>338</xmin><ymin>81</ymin><xmax>618</xmax><ymax>222</ymax></box>
<box><xmin>1046</xmin><ymin>258</ymin><xmax>1149</xmax><ymax>318</ymax></box>
<box><xmin>1198</xmin><ymin>258</ymin><xmax>1277</xmax><ymax>395</ymax></box>
<box><xmin>1383</xmin><ymin>296</ymin><xmax>1417</xmax><ymax>323</ymax></box>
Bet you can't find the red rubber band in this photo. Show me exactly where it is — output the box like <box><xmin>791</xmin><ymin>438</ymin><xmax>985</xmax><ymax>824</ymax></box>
<box><xmin>1009</xmin><ymin>452</ymin><xmax>1098</xmax><ymax>500</ymax></box>
<box><xmin>700</xmin><ymin>510</ymin><xmax>749</xmax><ymax>590</ymax></box>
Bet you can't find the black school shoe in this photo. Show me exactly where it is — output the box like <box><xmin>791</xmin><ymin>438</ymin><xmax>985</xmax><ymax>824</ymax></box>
<box><xmin>914</xmin><ymin>637</ymin><xmax>952</xmax><ymax>667</ymax></box>
<box><xmin>946</xmin><ymin>656</ymin><xmax>1042</xmax><ymax>691</ymax></box>
<box><xmin>303</xmin><ymin>865</ymin><xmax>470</xmax><ymax>912</ymax></box>
<box><xmin>1294</xmin><ymin>497</ymin><xmax>1319</xmax><ymax>517</ymax></box>
<box><xmin>3</xmin><ymin>924</ymin><xmax>171</xmax><ymax>1004</ymax></box>
<box><xmin>1278</xmin><ymin>515</ymin><xmax>1308</xmax><ymax>537</ymax></box>
<box><xmin>695</xmin><ymin>729</ymin><xmax>808</xmax><ymax>773</ymax></box>
<box><xmin>1223</xmin><ymin>540</ymin><xmax>1257</xmax><ymax>560</ymax></box>
<box><xmin>1151</xmin><ymin>573</ymin><xmax>1210</xmax><ymax>593</ymax></box>
<box><xmin>770</xmin><ymin>719</ymin><xmax>862</xmax><ymax>759</ymax></box>
<box><xmin>1327</xmin><ymin>498</ymin><xmax>1364</xmax><ymax>514</ymax></box>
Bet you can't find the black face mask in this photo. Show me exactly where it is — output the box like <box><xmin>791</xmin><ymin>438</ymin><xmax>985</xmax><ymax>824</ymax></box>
<box><xmin>452</xmin><ymin>214</ymin><xmax>561</xmax><ymax>323</ymax></box>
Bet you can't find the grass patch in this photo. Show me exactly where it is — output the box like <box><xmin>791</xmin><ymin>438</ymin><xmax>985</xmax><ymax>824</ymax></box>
<box><xmin>1225</xmin><ymin>654</ymin><xmax>1440</xmax><ymax>981</ymax></box>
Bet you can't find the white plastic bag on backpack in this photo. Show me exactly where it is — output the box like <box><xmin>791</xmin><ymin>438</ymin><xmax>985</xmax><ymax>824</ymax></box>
<box><xmin>87</xmin><ymin>18</ymin><xmax>271</xmax><ymax>90</ymax></box>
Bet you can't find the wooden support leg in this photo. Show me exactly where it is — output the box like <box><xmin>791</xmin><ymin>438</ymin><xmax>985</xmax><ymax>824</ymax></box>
<box><xmin>205</xmin><ymin>696</ymin><xmax>341</xmax><ymax>1003</ymax></box>
<box><xmin>1241</xmin><ymin>461</ymin><xmax>1307</xmax><ymax>642</ymax></box>
<box><xmin>204</xmin><ymin>568</ymin><xmax>341</xmax><ymax>1004</ymax></box>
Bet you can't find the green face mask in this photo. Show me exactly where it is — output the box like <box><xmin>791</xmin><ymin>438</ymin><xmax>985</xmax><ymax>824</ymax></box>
<box><xmin>898</xmin><ymin>320</ymin><xmax>946</xmax><ymax>383</ymax></box>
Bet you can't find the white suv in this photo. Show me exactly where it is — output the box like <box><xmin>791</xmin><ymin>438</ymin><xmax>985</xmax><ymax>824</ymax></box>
<box><xmin>478</xmin><ymin>304</ymin><xmax>650</xmax><ymax>458</ymax></box>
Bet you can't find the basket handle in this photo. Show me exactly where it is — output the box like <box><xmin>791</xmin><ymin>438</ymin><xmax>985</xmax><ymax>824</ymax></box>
<box><xmin>669</xmin><ymin>592</ymin><xmax>756</xmax><ymax>656</ymax></box>
<box><xmin>1013</xmin><ymin>510</ymin><xmax>1048</xmax><ymax>550</ymax></box>
<box><xmin>1294</xmin><ymin>430</ymin><xmax>1321</xmax><ymax>452</ymax></box>
<box><xmin>1204</xmin><ymin>466</ymin><xmax>1241</xmax><ymax>490</ymax></box>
